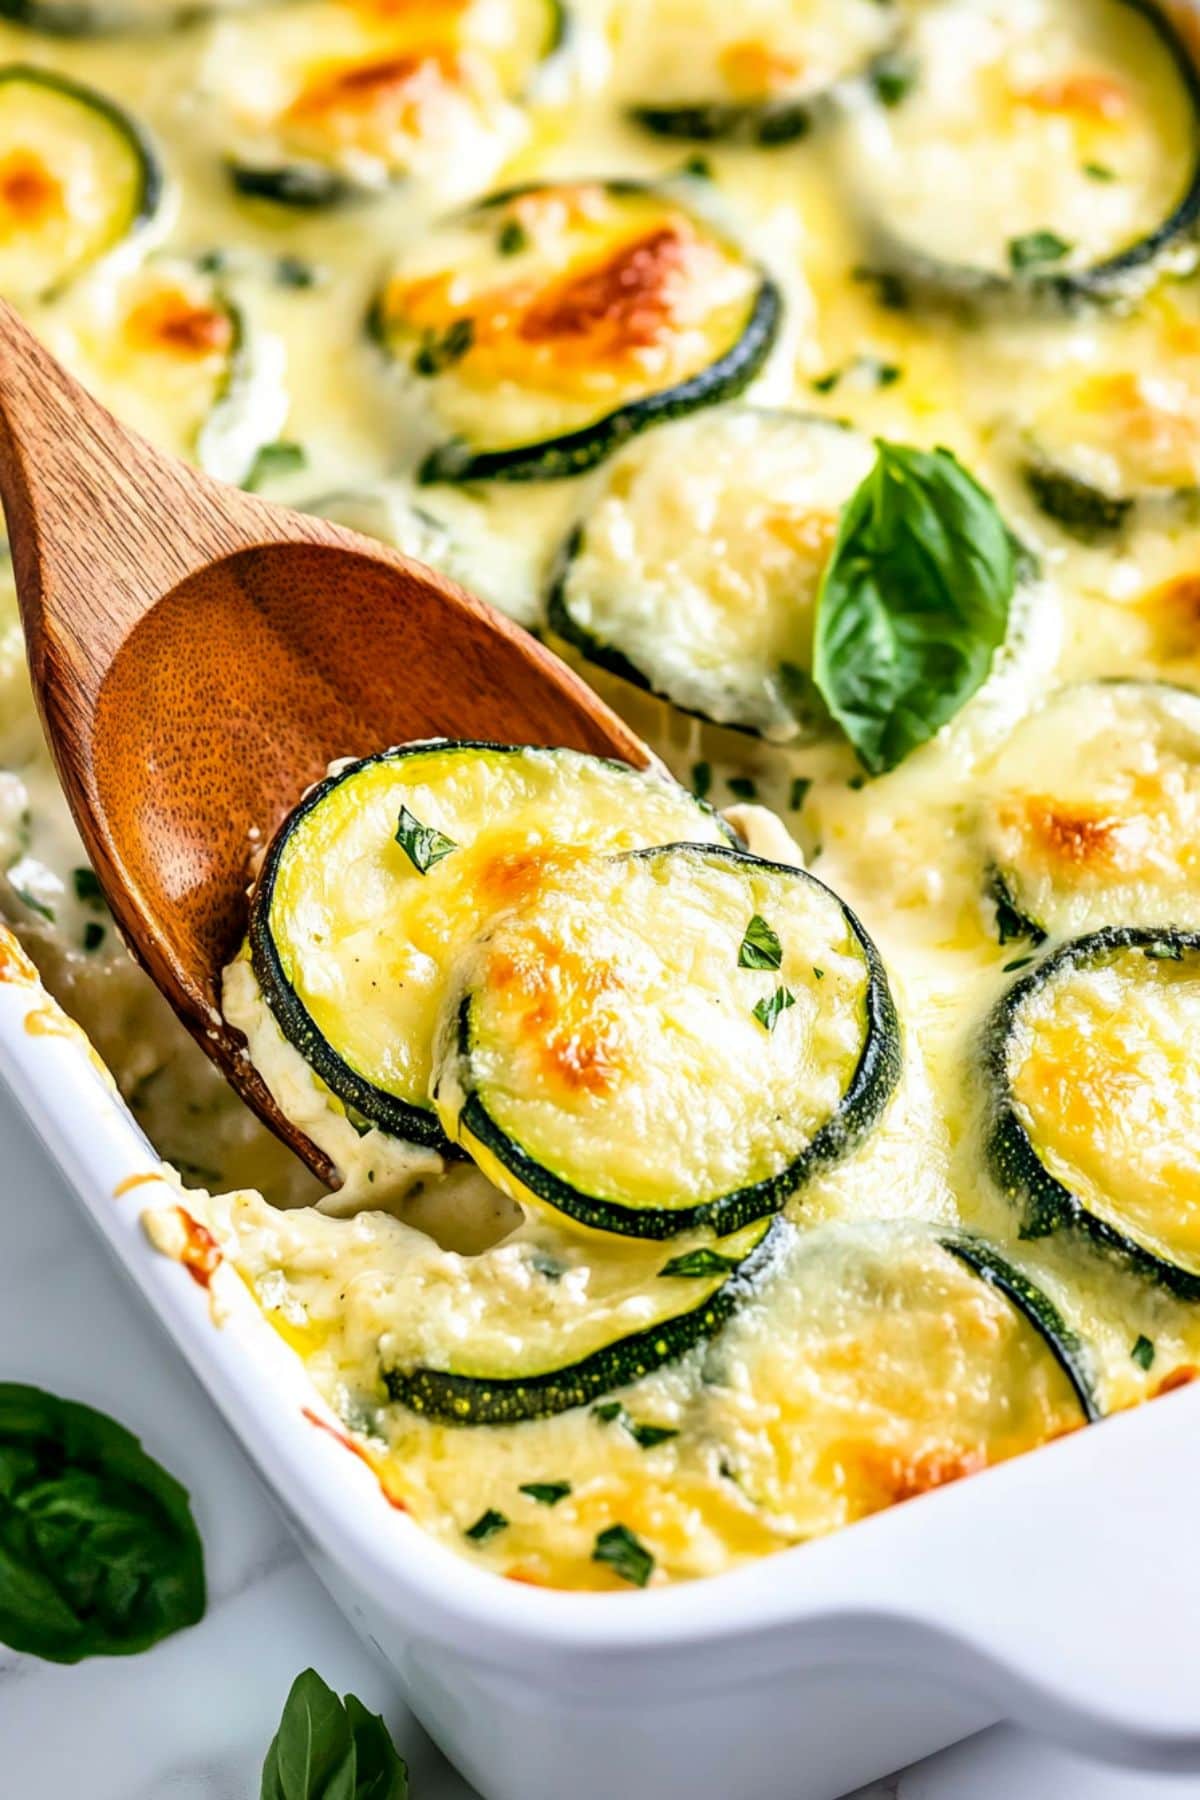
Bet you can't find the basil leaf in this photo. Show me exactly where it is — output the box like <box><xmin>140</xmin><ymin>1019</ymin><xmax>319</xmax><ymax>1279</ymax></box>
<box><xmin>245</xmin><ymin>441</ymin><xmax>308</xmax><ymax>492</ymax></box>
<box><xmin>752</xmin><ymin>987</ymin><xmax>795</xmax><ymax>1033</ymax></box>
<box><xmin>394</xmin><ymin>806</ymin><xmax>457</xmax><ymax>875</ymax></box>
<box><xmin>260</xmin><ymin>1670</ymin><xmax>408</xmax><ymax>1800</ymax></box>
<box><xmin>464</xmin><ymin>1508</ymin><xmax>508</xmax><ymax>1542</ymax></box>
<box><xmin>0</xmin><ymin>1384</ymin><xmax>205</xmax><ymax>1663</ymax></box>
<box><xmin>738</xmin><ymin>914</ymin><xmax>782</xmax><ymax>971</ymax></box>
<box><xmin>1131</xmin><ymin>1335</ymin><xmax>1156</xmax><ymax>1371</ymax></box>
<box><xmin>518</xmin><ymin>1481</ymin><xmax>571</xmax><ymax>1506</ymax></box>
<box><xmin>592</xmin><ymin>1523</ymin><xmax>654</xmax><ymax>1587</ymax></box>
<box><xmin>813</xmin><ymin>442</ymin><xmax>1015</xmax><ymax>774</ymax></box>
<box><xmin>658</xmin><ymin>1247</ymin><xmax>739</xmax><ymax>1279</ymax></box>
<box><xmin>628</xmin><ymin>1422</ymin><xmax>678</xmax><ymax>1449</ymax></box>
<box><xmin>1008</xmin><ymin>229</ymin><xmax>1072</xmax><ymax>271</ymax></box>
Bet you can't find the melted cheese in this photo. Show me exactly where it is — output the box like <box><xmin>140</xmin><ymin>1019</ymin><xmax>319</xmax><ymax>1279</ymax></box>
<box><xmin>0</xmin><ymin>0</ymin><xmax>1194</xmax><ymax>1590</ymax></box>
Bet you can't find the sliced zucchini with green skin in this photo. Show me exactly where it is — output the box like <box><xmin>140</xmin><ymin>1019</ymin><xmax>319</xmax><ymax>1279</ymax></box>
<box><xmin>623</xmin><ymin>0</ymin><xmax>895</xmax><ymax>146</ymax></box>
<box><xmin>383</xmin><ymin>1215</ymin><xmax>781</xmax><ymax>1425</ymax></box>
<box><xmin>839</xmin><ymin>0</ymin><xmax>1200</xmax><ymax>313</ymax></box>
<box><xmin>0</xmin><ymin>0</ymin><xmax>271</xmax><ymax>36</ymax></box>
<box><xmin>0</xmin><ymin>64</ymin><xmax>160</xmax><ymax>300</ymax></box>
<box><xmin>67</xmin><ymin>259</ymin><xmax>288</xmax><ymax>486</ymax></box>
<box><xmin>982</xmin><ymin>681</ymin><xmax>1200</xmax><ymax>940</ymax></box>
<box><xmin>371</xmin><ymin>179</ymin><xmax>781</xmax><ymax>484</ymax></box>
<box><xmin>435</xmin><ymin>842</ymin><xmax>900</xmax><ymax>1238</ymax></box>
<box><xmin>694</xmin><ymin>1222</ymin><xmax>1097</xmax><ymax>1538</ymax></box>
<box><xmin>548</xmin><ymin>409</ymin><xmax>874</xmax><ymax>741</ymax></box>
<box><xmin>245</xmin><ymin>742</ymin><xmax>734</xmax><ymax>1152</ymax></box>
<box><xmin>218</xmin><ymin>0</ymin><xmax>563</xmax><ymax>211</ymax></box>
<box><xmin>986</xmin><ymin>926</ymin><xmax>1200</xmax><ymax>1298</ymax></box>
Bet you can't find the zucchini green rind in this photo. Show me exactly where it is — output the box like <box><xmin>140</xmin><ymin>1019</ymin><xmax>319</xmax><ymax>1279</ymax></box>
<box><xmin>0</xmin><ymin>0</ymin><xmax>260</xmax><ymax>34</ymax></box>
<box><xmin>940</xmin><ymin>1235</ymin><xmax>1101</xmax><ymax>1423</ymax></box>
<box><xmin>985</xmin><ymin>926</ymin><xmax>1200</xmax><ymax>1299</ymax></box>
<box><xmin>982</xmin><ymin>680</ymin><xmax>1200</xmax><ymax>940</ymax></box>
<box><xmin>548</xmin><ymin>409</ymin><xmax>873</xmax><ymax>740</ymax></box>
<box><xmin>370</xmin><ymin>179</ymin><xmax>781</xmax><ymax>484</ymax></box>
<box><xmin>383</xmin><ymin>1216</ymin><xmax>782</xmax><ymax>1425</ymax></box>
<box><xmin>0</xmin><ymin>64</ymin><xmax>161</xmax><ymax>300</ymax></box>
<box><xmin>841</xmin><ymin>0</ymin><xmax>1200</xmax><ymax>314</ymax></box>
<box><xmin>435</xmin><ymin>842</ymin><xmax>901</xmax><ymax>1238</ymax></box>
<box><xmin>246</xmin><ymin>741</ymin><xmax>735</xmax><ymax>1152</ymax></box>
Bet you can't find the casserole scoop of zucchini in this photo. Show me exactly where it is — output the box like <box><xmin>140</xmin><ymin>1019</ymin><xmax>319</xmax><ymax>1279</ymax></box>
<box><xmin>839</xmin><ymin>0</ymin><xmax>1200</xmax><ymax>311</ymax></box>
<box><xmin>370</xmin><ymin>179</ymin><xmax>781</xmax><ymax>483</ymax></box>
<box><xmin>434</xmin><ymin>842</ymin><xmax>900</xmax><ymax>1238</ymax></box>
<box><xmin>986</xmin><ymin>927</ymin><xmax>1200</xmax><ymax>1298</ymax></box>
<box><xmin>245</xmin><ymin>742</ymin><xmax>733</xmax><ymax>1153</ymax></box>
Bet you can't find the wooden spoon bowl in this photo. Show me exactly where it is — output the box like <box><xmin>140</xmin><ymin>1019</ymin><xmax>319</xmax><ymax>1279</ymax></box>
<box><xmin>0</xmin><ymin>300</ymin><xmax>647</xmax><ymax>1186</ymax></box>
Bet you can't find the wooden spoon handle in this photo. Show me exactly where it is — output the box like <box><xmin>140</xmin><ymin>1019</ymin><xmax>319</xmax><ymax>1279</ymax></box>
<box><xmin>0</xmin><ymin>297</ymin><xmax>258</xmax><ymax>687</ymax></box>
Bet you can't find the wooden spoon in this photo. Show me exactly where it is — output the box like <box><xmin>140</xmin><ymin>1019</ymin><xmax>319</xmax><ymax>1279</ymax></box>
<box><xmin>0</xmin><ymin>298</ymin><xmax>648</xmax><ymax>1187</ymax></box>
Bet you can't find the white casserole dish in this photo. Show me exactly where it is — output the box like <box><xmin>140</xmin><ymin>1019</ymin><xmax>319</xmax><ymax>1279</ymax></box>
<box><xmin>1</xmin><ymin>940</ymin><xmax>1199</xmax><ymax>1800</ymax></box>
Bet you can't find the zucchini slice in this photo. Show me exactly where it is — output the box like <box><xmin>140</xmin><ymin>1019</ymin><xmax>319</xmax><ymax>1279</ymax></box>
<box><xmin>982</xmin><ymin>680</ymin><xmax>1200</xmax><ymax>941</ymax></box>
<box><xmin>839</xmin><ymin>0</ymin><xmax>1200</xmax><ymax>312</ymax></box>
<box><xmin>0</xmin><ymin>64</ymin><xmax>160</xmax><ymax>300</ymax></box>
<box><xmin>0</xmin><ymin>0</ymin><xmax>271</xmax><ymax>35</ymax></box>
<box><xmin>435</xmin><ymin>842</ymin><xmax>900</xmax><ymax>1238</ymax></box>
<box><xmin>548</xmin><ymin>409</ymin><xmax>874</xmax><ymax>741</ymax></box>
<box><xmin>246</xmin><ymin>742</ymin><xmax>734</xmax><ymax>1151</ymax></box>
<box><xmin>66</xmin><ymin>259</ymin><xmax>288</xmax><ymax>486</ymax></box>
<box><xmin>383</xmin><ymin>1214</ymin><xmax>781</xmax><ymax>1425</ymax></box>
<box><xmin>371</xmin><ymin>180</ymin><xmax>781</xmax><ymax>483</ymax></box>
<box><xmin>986</xmin><ymin>927</ymin><xmax>1200</xmax><ymax>1298</ymax></box>
<box><xmin>695</xmin><ymin>1222</ymin><xmax>1097</xmax><ymax>1536</ymax></box>
<box><xmin>217</xmin><ymin>0</ymin><xmax>562</xmax><ymax>210</ymax></box>
<box><xmin>620</xmin><ymin>0</ymin><xmax>895</xmax><ymax>146</ymax></box>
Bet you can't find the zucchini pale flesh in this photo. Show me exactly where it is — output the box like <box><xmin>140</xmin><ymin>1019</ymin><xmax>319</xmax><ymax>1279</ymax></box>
<box><xmin>986</xmin><ymin>926</ymin><xmax>1200</xmax><ymax>1297</ymax></box>
<box><xmin>384</xmin><ymin>1215</ymin><xmax>781</xmax><ymax>1425</ymax></box>
<box><xmin>248</xmin><ymin>742</ymin><xmax>733</xmax><ymax>1151</ymax></box>
<box><xmin>841</xmin><ymin>0</ymin><xmax>1200</xmax><ymax>313</ymax></box>
<box><xmin>549</xmin><ymin>409</ymin><xmax>874</xmax><ymax>741</ymax></box>
<box><xmin>435</xmin><ymin>842</ymin><xmax>901</xmax><ymax>1238</ymax></box>
<box><xmin>0</xmin><ymin>63</ymin><xmax>160</xmax><ymax>299</ymax></box>
<box><xmin>983</xmin><ymin>680</ymin><xmax>1200</xmax><ymax>940</ymax></box>
<box><xmin>371</xmin><ymin>179</ymin><xmax>781</xmax><ymax>483</ymax></box>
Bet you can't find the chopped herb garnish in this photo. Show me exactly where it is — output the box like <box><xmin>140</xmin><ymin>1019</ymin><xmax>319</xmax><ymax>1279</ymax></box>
<box><xmin>629</xmin><ymin>1422</ymin><xmax>679</xmax><ymax>1450</ymax></box>
<box><xmin>812</xmin><ymin>966</ymin><xmax>824</xmax><ymax>981</ymax></box>
<box><xmin>682</xmin><ymin>153</ymin><xmax>713</xmax><ymax>180</ymax></box>
<box><xmin>519</xmin><ymin>1481</ymin><xmax>571</xmax><ymax>1507</ymax></box>
<box><xmin>659</xmin><ymin>1247</ymin><xmax>739</xmax><ymax>1279</ymax></box>
<box><xmin>871</xmin><ymin>359</ymin><xmax>902</xmax><ymax>387</ymax></box>
<box><xmin>991</xmin><ymin>875</ymin><xmax>1042</xmax><ymax>948</ymax></box>
<box><xmin>73</xmin><ymin>867</ymin><xmax>104</xmax><ymax>906</ymax></box>
<box><xmin>738</xmin><ymin>913</ymin><xmax>782</xmax><ymax>971</ymax></box>
<box><xmin>812</xmin><ymin>368</ymin><xmax>841</xmax><ymax>394</ymax></box>
<box><xmin>244</xmin><ymin>441</ymin><xmax>307</xmax><ymax>491</ymax></box>
<box><xmin>464</xmin><ymin>1508</ymin><xmax>508</xmax><ymax>1543</ymax></box>
<box><xmin>196</xmin><ymin>248</ymin><xmax>228</xmax><ymax>274</ymax></box>
<box><xmin>1002</xmin><ymin>955</ymin><xmax>1034</xmax><ymax>973</ymax></box>
<box><xmin>83</xmin><ymin>922</ymin><xmax>105</xmax><ymax>952</ymax></box>
<box><xmin>275</xmin><ymin>254</ymin><xmax>319</xmax><ymax>288</ymax></box>
<box><xmin>1132</xmin><ymin>1334</ymin><xmax>1156</xmax><ymax>1371</ymax></box>
<box><xmin>497</xmin><ymin>219</ymin><xmax>528</xmax><ymax>255</ymax></box>
<box><xmin>9</xmin><ymin>883</ymin><xmax>53</xmax><ymax>923</ymax></box>
<box><xmin>727</xmin><ymin>775</ymin><xmax>758</xmax><ymax>801</ymax></box>
<box><xmin>592</xmin><ymin>1523</ymin><xmax>654</xmax><ymax>1588</ymax></box>
<box><xmin>789</xmin><ymin>776</ymin><xmax>811</xmax><ymax>813</ymax></box>
<box><xmin>847</xmin><ymin>774</ymin><xmax>866</xmax><ymax>791</ymax></box>
<box><xmin>1008</xmin><ymin>230</ymin><xmax>1072</xmax><ymax>271</ymax></box>
<box><xmin>753</xmin><ymin>987</ymin><xmax>795</xmax><ymax>1032</ymax></box>
<box><xmin>412</xmin><ymin>316</ymin><xmax>475</xmax><ymax>377</ymax></box>
<box><xmin>870</xmin><ymin>52</ymin><xmax>916</xmax><ymax>107</ymax></box>
<box><xmin>691</xmin><ymin>760</ymin><xmax>712</xmax><ymax>800</ymax></box>
<box><xmin>592</xmin><ymin>1400</ymin><xmax>624</xmax><ymax>1424</ymax></box>
<box><xmin>851</xmin><ymin>265</ymin><xmax>910</xmax><ymax>310</ymax></box>
<box><xmin>1083</xmin><ymin>161</ymin><xmax>1116</xmax><ymax>183</ymax></box>
<box><xmin>395</xmin><ymin>805</ymin><xmax>457</xmax><ymax>874</ymax></box>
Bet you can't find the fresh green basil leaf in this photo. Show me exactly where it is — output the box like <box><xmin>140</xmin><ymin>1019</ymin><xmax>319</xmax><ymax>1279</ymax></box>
<box><xmin>244</xmin><ymin>441</ymin><xmax>308</xmax><ymax>492</ymax></box>
<box><xmin>394</xmin><ymin>806</ymin><xmax>457</xmax><ymax>875</ymax></box>
<box><xmin>737</xmin><ymin>914</ymin><xmax>782</xmax><ymax>971</ymax></box>
<box><xmin>1131</xmin><ymin>1335</ymin><xmax>1156</xmax><ymax>1372</ymax></box>
<box><xmin>0</xmin><ymin>1384</ymin><xmax>205</xmax><ymax>1664</ymax></box>
<box><xmin>592</xmin><ymin>1523</ymin><xmax>654</xmax><ymax>1587</ymax></box>
<box><xmin>464</xmin><ymin>1508</ymin><xmax>508</xmax><ymax>1542</ymax></box>
<box><xmin>813</xmin><ymin>442</ymin><xmax>1015</xmax><ymax>774</ymax></box>
<box><xmin>1008</xmin><ymin>229</ymin><xmax>1072</xmax><ymax>270</ymax></box>
<box><xmin>518</xmin><ymin>1481</ymin><xmax>571</xmax><ymax>1506</ymax></box>
<box><xmin>260</xmin><ymin>1670</ymin><xmax>408</xmax><ymax>1800</ymax></box>
<box><xmin>628</xmin><ymin>1421</ymin><xmax>678</xmax><ymax>1449</ymax></box>
<box><xmin>752</xmin><ymin>987</ymin><xmax>795</xmax><ymax>1033</ymax></box>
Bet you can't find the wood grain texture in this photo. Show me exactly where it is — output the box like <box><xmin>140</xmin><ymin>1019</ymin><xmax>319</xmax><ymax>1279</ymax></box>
<box><xmin>0</xmin><ymin>298</ymin><xmax>649</xmax><ymax>1185</ymax></box>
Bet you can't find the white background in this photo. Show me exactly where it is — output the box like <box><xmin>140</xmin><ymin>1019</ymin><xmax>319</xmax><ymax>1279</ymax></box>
<box><xmin>0</xmin><ymin>1072</ymin><xmax>1193</xmax><ymax>1799</ymax></box>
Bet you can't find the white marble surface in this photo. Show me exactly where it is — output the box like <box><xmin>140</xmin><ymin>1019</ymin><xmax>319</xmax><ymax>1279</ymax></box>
<box><xmin>0</xmin><ymin>1070</ymin><xmax>1194</xmax><ymax>1800</ymax></box>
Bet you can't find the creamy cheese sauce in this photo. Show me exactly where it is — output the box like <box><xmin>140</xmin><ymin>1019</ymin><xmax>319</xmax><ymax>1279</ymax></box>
<box><xmin>0</xmin><ymin>0</ymin><xmax>1199</xmax><ymax>1587</ymax></box>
